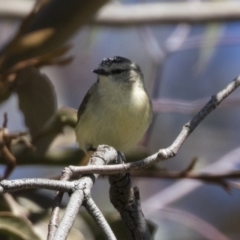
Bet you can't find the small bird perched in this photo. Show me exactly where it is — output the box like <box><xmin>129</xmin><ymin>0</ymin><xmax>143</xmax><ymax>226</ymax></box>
<box><xmin>75</xmin><ymin>56</ymin><xmax>152</xmax><ymax>155</ymax></box>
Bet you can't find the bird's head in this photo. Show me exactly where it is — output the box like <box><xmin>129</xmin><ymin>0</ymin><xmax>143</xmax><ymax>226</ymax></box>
<box><xmin>92</xmin><ymin>56</ymin><xmax>143</xmax><ymax>83</ymax></box>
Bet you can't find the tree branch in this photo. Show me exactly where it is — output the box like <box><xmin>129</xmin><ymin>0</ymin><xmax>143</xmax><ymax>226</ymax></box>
<box><xmin>52</xmin><ymin>180</ymin><xmax>88</xmax><ymax>240</ymax></box>
<box><xmin>131</xmin><ymin>163</ymin><xmax>240</xmax><ymax>192</ymax></box>
<box><xmin>3</xmin><ymin>1</ymin><xmax>240</xmax><ymax>26</ymax></box>
<box><xmin>109</xmin><ymin>172</ymin><xmax>151</xmax><ymax>240</ymax></box>
<box><xmin>70</xmin><ymin>75</ymin><xmax>240</xmax><ymax>175</ymax></box>
<box><xmin>0</xmin><ymin>178</ymin><xmax>74</xmax><ymax>193</ymax></box>
<box><xmin>49</xmin><ymin>145</ymin><xmax>119</xmax><ymax>240</ymax></box>
<box><xmin>47</xmin><ymin>167</ymin><xmax>73</xmax><ymax>240</ymax></box>
<box><xmin>83</xmin><ymin>193</ymin><xmax>117</xmax><ymax>240</ymax></box>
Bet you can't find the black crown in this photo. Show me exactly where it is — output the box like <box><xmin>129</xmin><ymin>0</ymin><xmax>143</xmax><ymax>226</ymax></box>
<box><xmin>100</xmin><ymin>56</ymin><xmax>132</xmax><ymax>67</ymax></box>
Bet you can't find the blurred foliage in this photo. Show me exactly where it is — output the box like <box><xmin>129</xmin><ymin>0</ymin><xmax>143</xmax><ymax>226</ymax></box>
<box><xmin>82</xmin><ymin>211</ymin><xmax>156</xmax><ymax>240</ymax></box>
<box><xmin>0</xmin><ymin>212</ymin><xmax>41</xmax><ymax>240</ymax></box>
<box><xmin>0</xmin><ymin>0</ymin><xmax>108</xmax><ymax>72</ymax></box>
<box><xmin>0</xmin><ymin>191</ymin><xmax>155</xmax><ymax>240</ymax></box>
<box><xmin>0</xmin><ymin>0</ymin><xmax>107</xmax><ymax>159</ymax></box>
<box><xmin>16</xmin><ymin>67</ymin><xmax>57</xmax><ymax>154</ymax></box>
<box><xmin>0</xmin><ymin>0</ymin><xmax>110</xmax><ymax>239</ymax></box>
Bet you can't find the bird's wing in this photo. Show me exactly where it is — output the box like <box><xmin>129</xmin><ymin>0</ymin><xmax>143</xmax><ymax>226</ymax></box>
<box><xmin>77</xmin><ymin>82</ymin><xmax>97</xmax><ymax>123</ymax></box>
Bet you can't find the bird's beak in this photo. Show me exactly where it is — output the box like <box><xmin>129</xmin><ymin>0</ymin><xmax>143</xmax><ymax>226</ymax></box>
<box><xmin>92</xmin><ymin>68</ymin><xmax>108</xmax><ymax>76</ymax></box>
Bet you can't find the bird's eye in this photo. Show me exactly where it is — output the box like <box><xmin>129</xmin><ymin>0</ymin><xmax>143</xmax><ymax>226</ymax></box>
<box><xmin>111</xmin><ymin>69</ymin><xmax>126</xmax><ymax>74</ymax></box>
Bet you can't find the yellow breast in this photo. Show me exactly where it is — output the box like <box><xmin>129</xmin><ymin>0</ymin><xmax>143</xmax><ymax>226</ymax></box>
<box><xmin>76</xmin><ymin>77</ymin><xmax>152</xmax><ymax>153</ymax></box>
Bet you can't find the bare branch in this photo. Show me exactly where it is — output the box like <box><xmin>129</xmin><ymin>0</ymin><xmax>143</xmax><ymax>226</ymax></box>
<box><xmin>131</xmin><ymin>168</ymin><xmax>240</xmax><ymax>192</ymax></box>
<box><xmin>50</xmin><ymin>145</ymin><xmax>119</xmax><ymax>240</ymax></box>
<box><xmin>48</xmin><ymin>167</ymin><xmax>73</xmax><ymax>240</ymax></box>
<box><xmin>109</xmin><ymin>172</ymin><xmax>151</xmax><ymax>240</ymax></box>
<box><xmin>142</xmin><ymin>147</ymin><xmax>240</xmax><ymax>214</ymax></box>
<box><xmin>0</xmin><ymin>0</ymin><xmax>34</xmax><ymax>20</ymax></box>
<box><xmin>0</xmin><ymin>178</ymin><xmax>74</xmax><ymax>193</ymax></box>
<box><xmin>0</xmin><ymin>146</ymin><xmax>147</xmax><ymax>239</ymax></box>
<box><xmin>70</xmin><ymin>75</ymin><xmax>240</xmax><ymax>175</ymax></box>
<box><xmin>0</xmin><ymin>114</ymin><xmax>30</xmax><ymax>179</ymax></box>
<box><xmin>3</xmin><ymin>2</ymin><xmax>240</xmax><ymax>26</ymax></box>
<box><xmin>83</xmin><ymin>193</ymin><xmax>117</xmax><ymax>240</ymax></box>
<box><xmin>47</xmin><ymin>191</ymin><xmax>63</xmax><ymax>240</ymax></box>
<box><xmin>52</xmin><ymin>188</ymin><xmax>85</xmax><ymax>240</ymax></box>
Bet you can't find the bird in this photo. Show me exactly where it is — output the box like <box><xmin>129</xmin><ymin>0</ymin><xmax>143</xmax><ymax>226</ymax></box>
<box><xmin>75</xmin><ymin>56</ymin><xmax>152</xmax><ymax>156</ymax></box>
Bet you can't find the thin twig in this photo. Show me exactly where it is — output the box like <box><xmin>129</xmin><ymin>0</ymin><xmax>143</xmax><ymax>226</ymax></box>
<box><xmin>142</xmin><ymin>146</ymin><xmax>240</xmax><ymax>214</ymax></box>
<box><xmin>70</xmin><ymin>75</ymin><xmax>240</xmax><ymax>175</ymax></box>
<box><xmin>21</xmin><ymin>168</ymin><xmax>238</xmax><ymax>195</ymax></box>
<box><xmin>83</xmin><ymin>193</ymin><xmax>117</xmax><ymax>240</ymax></box>
<box><xmin>131</xmin><ymin>169</ymin><xmax>240</xmax><ymax>192</ymax></box>
<box><xmin>47</xmin><ymin>167</ymin><xmax>73</xmax><ymax>240</ymax></box>
<box><xmin>47</xmin><ymin>192</ymin><xmax>64</xmax><ymax>240</ymax></box>
<box><xmin>0</xmin><ymin>114</ymin><xmax>26</xmax><ymax>179</ymax></box>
